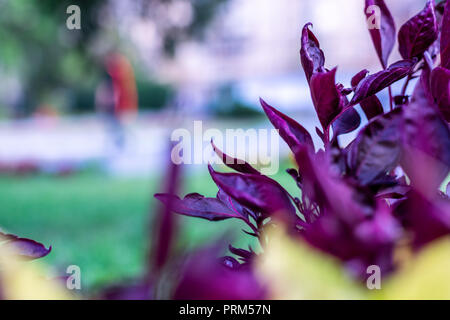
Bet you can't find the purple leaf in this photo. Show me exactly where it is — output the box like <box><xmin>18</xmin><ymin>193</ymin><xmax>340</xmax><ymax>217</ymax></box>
<box><xmin>402</xmin><ymin>64</ymin><xmax>450</xmax><ymax>191</ymax></box>
<box><xmin>346</xmin><ymin>108</ymin><xmax>402</xmax><ymax>185</ymax></box>
<box><xmin>0</xmin><ymin>232</ymin><xmax>51</xmax><ymax>260</ymax></box>
<box><xmin>351</xmin><ymin>69</ymin><xmax>370</xmax><ymax>88</ymax></box>
<box><xmin>396</xmin><ymin>190</ymin><xmax>450</xmax><ymax>249</ymax></box>
<box><xmin>216</xmin><ymin>188</ymin><xmax>256</xmax><ymax>220</ymax></box>
<box><xmin>441</xmin><ymin>0</ymin><xmax>450</xmax><ymax>68</ymax></box>
<box><xmin>300</xmin><ymin>23</ymin><xmax>325</xmax><ymax>82</ymax></box>
<box><xmin>211</xmin><ymin>140</ymin><xmax>260</xmax><ymax>175</ymax></box>
<box><xmin>436</xmin><ymin>0</ymin><xmax>447</xmax><ymax>15</ymax></box>
<box><xmin>315</xmin><ymin>127</ymin><xmax>325</xmax><ymax>143</ymax></box>
<box><xmin>398</xmin><ymin>0</ymin><xmax>438</xmax><ymax>60</ymax></box>
<box><xmin>430</xmin><ymin>66</ymin><xmax>450</xmax><ymax>122</ymax></box>
<box><xmin>310</xmin><ymin>67</ymin><xmax>342</xmax><ymax>131</ymax></box>
<box><xmin>174</xmin><ymin>247</ymin><xmax>266</xmax><ymax>300</ymax></box>
<box><xmin>332</xmin><ymin>106</ymin><xmax>361</xmax><ymax>136</ymax></box>
<box><xmin>365</xmin><ymin>0</ymin><xmax>396</xmax><ymax>68</ymax></box>
<box><xmin>228</xmin><ymin>245</ymin><xmax>255</xmax><ymax>265</ymax></box>
<box><xmin>332</xmin><ymin>84</ymin><xmax>361</xmax><ymax>136</ymax></box>
<box><xmin>208</xmin><ymin>165</ymin><xmax>296</xmax><ymax>217</ymax></box>
<box><xmin>360</xmin><ymin>96</ymin><xmax>384</xmax><ymax>120</ymax></box>
<box><xmin>412</xmin><ymin>54</ymin><xmax>434</xmax><ymax>102</ymax></box>
<box><xmin>351</xmin><ymin>69</ymin><xmax>384</xmax><ymax>120</ymax></box>
<box><xmin>155</xmin><ymin>193</ymin><xmax>241</xmax><ymax>221</ymax></box>
<box><xmin>260</xmin><ymin>98</ymin><xmax>314</xmax><ymax>152</ymax></box>
<box><xmin>350</xmin><ymin>60</ymin><xmax>415</xmax><ymax>106</ymax></box>
<box><xmin>376</xmin><ymin>184</ymin><xmax>411</xmax><ymax>200</ymax></box>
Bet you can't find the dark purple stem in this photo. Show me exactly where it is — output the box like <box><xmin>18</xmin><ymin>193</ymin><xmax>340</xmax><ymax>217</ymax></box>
<box><xmin>401</xmin><ymin>73</ymin><xmax>412</xmax><ymax>97</ymax></box>
<box><xmin>388</xmin><ymin>86</ymin><xmax>394</xmax><ymax>111</ymax></box>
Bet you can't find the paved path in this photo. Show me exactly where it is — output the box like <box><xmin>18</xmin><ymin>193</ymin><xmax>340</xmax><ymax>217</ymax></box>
<box><xmin>0</xmin><ymin>111</ymin><xmax>326</xmax><ymax>176</ymax></box>
<box><xmin>0</xmin><ymin>115</ymin><xmax>171</xmax><ymax>176</ymax></box>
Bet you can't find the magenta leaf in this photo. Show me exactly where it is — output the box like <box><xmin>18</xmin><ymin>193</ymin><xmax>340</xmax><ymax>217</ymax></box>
<box><xmin>315</xmin><ymin>127</ymin><xmax>325</xmax><ymax>143</ymax></box>
<box><xmin>396</xmin><ymin>190</ymin><xmax>450</xmax><ymax>249</ymax></box>
<box><xmin>154</xmin><ymin>193</ymin><xmax>241</xmax><ymax>221</ymax></box>
<box><xmin>332</xmin><ymin>84</ymin><xmax>361</xmax><ymax>136</ymax></box>
<box><xmin>412</xmin><ymin>54</ymin><xmax>434</xmax><ymax>102</ymax></box>
<box><xmin>376</xmin><ymin>184</ymin><xmax>411</xmax><ymax>200</ymax></box>
<box><xmin>228</xmin><ymin>245</ymin><xmax>255</xmax><ymax>265</ymax></box>
<box><xmin>436</xmin><ymin>0</ymin><xmax>447</xmax><ymax>15</ymax></box>
<box><xmin>310</xmin><ymin>67</ymin><xmax>342</xmax><ymax>131</ymax></box>
<box><xmin>208</xmin><ymin>165</ymin><xmax>296</xmax><ymax>217</ymax></box>
<box><xmin>351</xmin><ymin>69</ymin><xmax>384</xmax><ymax>120</ymax></box>
<box><xmin>346</xmin><ymin>108</ymin><xmax>403</xmax><ymax>185</ymax></box>
<box><xmin>211</xmin><ymin>140</ymin><xmax>260</xmax><ymax>175</ymax></box>
<box><xmin>217</xmin><ymin>189</ymin><xmax>255</xmax><ymax>216</ymax></box>
<box><xmin>0</xmin><ymin>232</ymin><xmax>51</xmax><ymax>260</ymax></box>
<box><xmin>361</xmin><ymin>96</ymin><xmax>384</xmax><ymax>120</ymax></box>
<box><xmin>174</xmin><ymin>246</ymin><xmax>266</xmax><ymax>300</ymax></box>
<box><xmin>398</xmin><ymin>0</ymin><xmax>438</xmax><ymax>60</ymax></box>
<box><xmin>332</xmin><ymin>105</ymin><xmax>361</xmax><ymax>137</ymax></box>
<box><xmin>351</xmin><ymin>69</ymin><xmax>370</xmax><ymax>88</ymax></box>
<box><xmin>430</xmin><ymin>66</ymin><xmax>450</xmax><ymax>122</ymax></box>
<box><xmin>441</xmin><ymin>0</ymin><xmax>450</xmax><ymax>68</ymax></box>
<box><xmin>402</xmin><ymin>65</ymin><xmax>450</xmax><ymax>191</ymax></box>
<box><xmin>260</xmin><ymin>98</ymin><xmax>314</xmax><ymax>151</ymax></box>
<box><xmin>365</xmin><ymin>0</ymin><xmax>396</xmax><ymax>68</ymax></box>
<box><xmin>300</xmin><ymin>23</ymin><xmax>325</xmax><ymax>82</ymax></box>
<box><xmin>350</xmin><ymin>60</ymin><xmax>415</xmax><ymax>106</ymax></box>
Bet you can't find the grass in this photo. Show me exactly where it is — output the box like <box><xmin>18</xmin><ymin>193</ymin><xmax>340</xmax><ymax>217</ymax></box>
<box><xmin>0</xmin><ymin>165</ymin><xmax>298</xmax><ymax>293</ymax></box>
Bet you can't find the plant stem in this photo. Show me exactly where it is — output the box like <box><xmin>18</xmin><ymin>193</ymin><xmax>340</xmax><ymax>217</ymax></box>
<box><xmin>324</xmin><ymin>128</ymin><xmax>331</xmax><ymax>150</ymax></box>
<box><xmin>242</xmin><ymin>217</ymin><xmax>259</xmax><ymax>235</ymax></box>
<box><xmin>388</xmin><ymin>86</ymin><xmax>393</xmax><ymax>110</ymax></box>
<box><xmin>401</xmin><ymin>74</ymin><xmax>412</xmax><ymax>97</ymax></box>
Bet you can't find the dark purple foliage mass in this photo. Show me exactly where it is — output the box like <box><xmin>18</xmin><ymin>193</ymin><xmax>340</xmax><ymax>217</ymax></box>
<box><xmin>173</xmin><ymin>246</ymin><xmax>266</xmax><ymax>300</ymax></box>
<box><xmin>442</xmin><ymin>1</ymin><xmax>450</xmax><ymax>68</ymax></box>
<box><xmin>154</xmin><ymin>0</ymin><xmax>450</xmax><ymax>296</ymax></box>
<box><xmin>398</xmin><ymin>0</ymin><xmax>438</xmax><ymax>60</ymax></box>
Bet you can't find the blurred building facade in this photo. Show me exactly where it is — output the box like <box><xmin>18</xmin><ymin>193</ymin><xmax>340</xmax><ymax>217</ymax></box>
<box><xmin>145</xmin><ymin>0</ymin><xmax>429</xmax><ymax>111</ymax></box>
<box><xmin>157</xmin><ymin>0</ymin><xmax>425</xmax><ymax>82</ymax></box>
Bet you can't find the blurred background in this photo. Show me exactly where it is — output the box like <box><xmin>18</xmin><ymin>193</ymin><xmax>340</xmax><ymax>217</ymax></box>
<box><xmin>0</xmin><ymin>0</ymin><xmax>429</xmax><ymax>292</ymax></box>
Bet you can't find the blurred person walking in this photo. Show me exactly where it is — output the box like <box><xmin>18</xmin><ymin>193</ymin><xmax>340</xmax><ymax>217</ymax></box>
<box><xmin>96</xmin><ymin>53</ymin><xmax>138</xmax><ymax>152</ymax></box>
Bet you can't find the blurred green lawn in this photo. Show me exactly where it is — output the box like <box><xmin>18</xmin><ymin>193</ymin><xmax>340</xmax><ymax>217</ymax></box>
<box><xmin>0</xmin><ymin>167</ymin><xmax>297</xmax><ymax>292</ymax></box>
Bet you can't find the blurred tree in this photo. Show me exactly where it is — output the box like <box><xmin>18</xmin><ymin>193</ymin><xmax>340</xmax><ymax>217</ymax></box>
<box><xmin>140</xmin><ymin>0</ymin><xmax>230</xmax><ymax>56</ymax></box>
<box><xmin>209</xmin><ymin>84</ymin><xmax>262</xmax><ymax>118</ymax></box>
<box><xmin>0</xmin><ymin>0</ymin><xmax>103</xmax><ymax>116</ymax></box>
<box><xmin>0</xmin><ymin>0</ymin><xmax>229</xmax><ymax>117</ymax></box>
